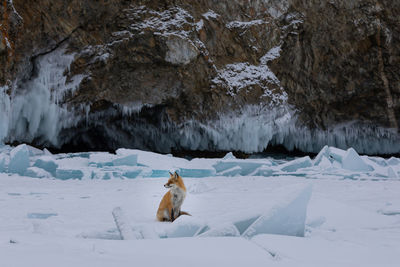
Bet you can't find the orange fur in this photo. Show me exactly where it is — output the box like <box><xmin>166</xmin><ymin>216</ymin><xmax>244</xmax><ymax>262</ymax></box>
<box><xmin>156</xmin><ymin>172</ymin><xmax>190</xmax><ymax>222</ymax></box>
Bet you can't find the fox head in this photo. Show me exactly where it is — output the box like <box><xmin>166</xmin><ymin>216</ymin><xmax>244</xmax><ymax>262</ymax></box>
<box><xmin>164</xmin><ymin>171</ymin><xmax>184</xmax><ymax>189</ymax></box>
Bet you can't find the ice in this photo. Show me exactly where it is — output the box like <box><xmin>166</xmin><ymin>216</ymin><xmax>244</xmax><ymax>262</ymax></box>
<box><xmin>26</xmin><ymin>145</ymin><xmax>44</xmax><ymax>156</ymax></box>
<box><xmin>387</xmin><ymin>167</ymin><xmax>398</xmax><ymax>178</ymax></box>
<box><xmin>148</xmin><ymin>169</ymin><xmax>171</xmax><ymax>178</ymax></box>
<box><xmin>122</xmin><ymin>170</ymin><xmax>142</xmax><ymax>179</ymax></box>
<box><xmin>179</xmin><ymin>168</ymin><xmax>215</xmax><ymax>178</ymax></box>
<box><xmin>250</xmin><ymin>165</ymin><xmax>274</xmax><ymax>177</ymax></box>
<box><xmin>341</xmin><ymin>148</ymin><xmax>374</xmax><ymax>172</ymax></box>
<box><xmin>315</xmin><ymin>156</ymin><xmax>332</xmax><ymax>169</ymax></box>
<box><xmin>387</xmin><ymin>157</ymin><xmax>400</xmax><ymax>166</ymax></box>
<box><xmin>24</xmin><ymin>167</ymin><xmax>52</xmax><ymax>178</ymax></box>
<box><xmin>313</xmin><ymin>145</ymin><xmax>330</xmax><ymax>166</ymax></box>
<box><xmin>27</xmin><ymin>213</ymin><xmax>58</xmax><ymax>219</ymax></box>
<box><xmin>55</xmin><ymin>169</ymin><xmax>84</xmax><ymax>180</ymax></box>
<box><xmin>280</xmin><ymin>156</ymin><xmax>312</xmax><ymax>172</ymax></box>
<box><xmin>242</xmin><ymin>184</ymin><xmax>313</xmax><ymax>238</ymax></box>
<box><xmin>213</xmin><ymin>160</ymin><xmax>263</xmax><ymax>175</ymax></box>
<box><xmin>8</xmin><ymin>144</ymin><xmax>30</xmax><ymax>175</ymax></box>
<box><xmin>88</xmin><ymin>153</ymin><xmax>115</xmax><ymax>167</ymax></box>
<box><xmin>197</xmin><ymin>223</ymin><xmax>240</xmax><ymax>237</ymax></box>
<box><xmin>112</xmin><ymin>154</ymin><xmax>138</xmax><ymax>167</ymax></box>
<box><xmin>233</xmin><ymin>216</ymin><xmax>260</xmax><ymax>235</ymax></box>
<box><xmin>328</xmin><ymin>147</ymin><xmax>346</xmax><ymax>163</ymax></box>
<box><xmin>3</xmin><ymin>47</ymin><xmax>84</xmax><ymax>146</ymax></box>
<box><xmin>164</xmin><ymin>216</ymin><xmax>205</xmax><ymax>238</ymax></box>
<box><xmin>218</xmin><ymin>166</ymin><xmax>242</xmax><ymax>176</ymax></box>
<box><xmin>33</xmin><ymin>156</ymin><xmax>58</xmax><ymax>176</ymax></box>
<box><xmin>223</xmin><ymin>152</ymin><xmax>236</xmax><ymax>160</ymax></box>
<box><xmin>0</xmin><ymin>153</ymin><xmax>6</xmax><ymax>172</ymax></box>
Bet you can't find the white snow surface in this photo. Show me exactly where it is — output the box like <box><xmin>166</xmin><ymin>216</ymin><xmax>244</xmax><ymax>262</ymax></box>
<box><xmin>0</xmin><ymin>145</ymin><xmax>400</xmax><ymax>266</ymax></box>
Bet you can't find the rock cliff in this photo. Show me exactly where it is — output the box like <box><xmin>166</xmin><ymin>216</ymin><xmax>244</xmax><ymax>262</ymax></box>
<box><xmin>1</xmin><ymin>0</ymin><xmax>399</xmax><ymax>154</ymax></box>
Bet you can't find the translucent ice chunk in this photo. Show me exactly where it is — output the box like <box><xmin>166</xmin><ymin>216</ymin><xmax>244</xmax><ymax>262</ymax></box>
<box><xmin>8</xmin><ymin>144</ymin><xmax>30</xmax><ymax>175</ymax></box>
<box><xmin>341</xmin><ymin>148</ymin><xmax>374</xmax><ymax>172</ymax></box>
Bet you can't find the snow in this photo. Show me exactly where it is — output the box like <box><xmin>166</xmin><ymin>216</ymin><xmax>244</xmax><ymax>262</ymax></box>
<box><xmin>1</xmin><ymin>145</ymin><xmax>400</xmax><ymax>266</ymax></box>
<box><xmin>202</xmin><ymin>10</ymin><xmax>219</xmax><ymax>20</ymax></box>
<box><xmin>211</xmin><ymin>62</ymin><xmax>283</xmax><ymax>100</ymax></box>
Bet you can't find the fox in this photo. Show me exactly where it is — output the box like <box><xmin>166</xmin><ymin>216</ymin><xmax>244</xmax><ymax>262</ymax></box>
<box><xmin>156</xmin><ymin>171</ymin><xmax>190</xmax><ymax>222</ymax></box>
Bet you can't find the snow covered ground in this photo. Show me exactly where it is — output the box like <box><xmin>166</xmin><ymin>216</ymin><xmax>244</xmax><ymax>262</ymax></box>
<box><xmin>1</xmin><ymin>145</ymin><xmax>400</xmax><ymax>266</ymax></box>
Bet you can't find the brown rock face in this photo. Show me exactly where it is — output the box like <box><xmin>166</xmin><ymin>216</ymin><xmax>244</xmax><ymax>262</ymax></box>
<box><xmin>1</xmin><ymin>0</ymin><xmax>400</xmax><ymax>154</ymax></box>
<box><xmin>271</xmin><ymin>0</ymin><xmax>400</xmax><ymax>130</ymax></box>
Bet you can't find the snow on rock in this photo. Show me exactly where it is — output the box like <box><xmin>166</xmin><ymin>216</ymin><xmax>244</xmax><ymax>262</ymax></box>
<box><xmin>165</xmin><ymin>35</ymin><xmax>199</xmax><ymax>65</ymax></box>
<box><xmin>8</xmin><ymin>144</ymin><xmax>30</xmax><ymax>175</ymax></box>
<box><xmin>341</xmin><ymin>148</ymin><xmax>374</xmax><ymax>172</ymax></box>
<box><xmin>33</xmin><ymin>156</ymin><xmax>58</xmax><ymax>176</ymax></box>
<box><xmin>211</xmin><ymin>62</ymin><xmax>281</xmax><ymax>99</ymax></box>
<box><xmin>242</xmin><ymin>184</ymin><xmax>312</xmax><ymax>238</ymax></box>
<box><xmin>280</xmin><ymin>156</ymin><xmax>312</xmax><ymax>172</ymax></box>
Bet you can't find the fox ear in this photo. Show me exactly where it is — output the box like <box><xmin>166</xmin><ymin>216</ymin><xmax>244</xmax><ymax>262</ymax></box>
<box><xmin>174</xmin><ymin>171</ymin><xmax>179</xmax><ymax>178</ymax></box>
<box><xmin>169</xmin><ymin>172</ymin><xmax>174</xmax><ymax>177</ymax></box>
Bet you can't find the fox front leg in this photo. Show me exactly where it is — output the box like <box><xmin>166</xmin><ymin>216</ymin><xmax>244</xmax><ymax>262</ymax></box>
<box><xmin>171</xmin><ymin>208</ymin><xmax>175</xmax><ymax>222</ymax></box>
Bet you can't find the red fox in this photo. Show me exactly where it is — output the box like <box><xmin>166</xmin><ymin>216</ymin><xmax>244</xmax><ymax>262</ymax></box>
<box><xmin>156</xmin><ymin>172</ymin><xmax>190</xmax><ymax>222</ymax></box>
